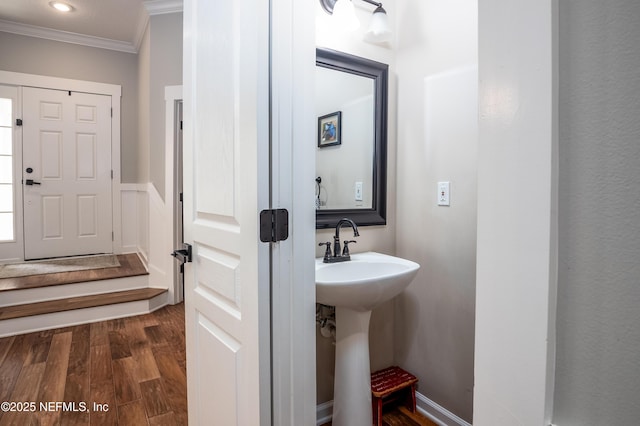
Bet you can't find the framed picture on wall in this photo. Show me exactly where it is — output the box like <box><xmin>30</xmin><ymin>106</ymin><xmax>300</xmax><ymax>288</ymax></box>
<box><xmin>318</xmin><ymin>111</ymin><xmax>342</xmax><ymax>148</ymax></box>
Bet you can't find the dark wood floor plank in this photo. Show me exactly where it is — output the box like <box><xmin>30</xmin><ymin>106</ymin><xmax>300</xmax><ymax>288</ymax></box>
<box><xmin>140</xmin><ymin>378</ymin><xmax>171</xmax><ymax>418</ymax></box>
<box><xmin>154</xmin><ymin>351</ymin><xmax>187</xmax><ymax>417</ymax></box>
<box><xmin>23</xmin><ymin>332</ymin><xmax>53</xmax><ymax>366</ymax></box>
<box><xmin>59</xmin><ymin>373</ymin><xmax>91</xmax><ymax>426</ymax></box>
<box><xmin>108</xmin><ymin>317</ymin><xmax>127</xmax><ymax>332</ymax></box>
<box><xmin>108</xmin><ymin>330</ymin><xmax>132</xmax><ymax>360</ymax></box>
<box><xmin>133</xmin><ymin>347</ymin><xmax>161</xmax><ymax>382</ymax></box>
<box><xmin>149</xmin><ymin>411</ymin><xmax>182</xmax><ymax>426</ymax></box>
<box><xmin>0</xmin><ymin>362</ymin><xmax>46</xmax><ymax>426</ymax></box>
<box><xmin>124</xmin><ymin>317</ymin><xmax>150</xmax><ymax>355</ymax></box>
<box><xmin>0</xmin><ymin>253</ymin><xmax>148</xmax><ymax>293</ymax></box>
<box><xmin>90</xmin><ymin>381</ymin><xmax>118</xmax><ymax>426</ymax></box>
<box><xmin>144</xmin><ymin>324</ymin><xmax>167</xmax><ymax>346</ymax></box>
<box><xmin>117</xmin><ymin>399</ymin><xmax>148</xmax><ymax>426</ymax></box>
<box><xmin>90</xmin><ymin>344</ymin><xmax>112</xmax><ymax>385</ymax></box>
<box><xmin>0</xmin><ymin>335</ymin><xmax>15</xmax><ymax>367</ymax></box>
<box><xmin>0</xmin><ymin>335</ymin><xmax>26</xmax><ymax>402</ymax></box>
<box><xmin>66</xmin><ymin>325</ymin><xmax>90</xmax><ymax>377</ymax></box>
<box><xmin>35</xmin><ymin>331</ymin><xmax>73</xmax><ymax>426</ymax></box>
<box><xmin>112</xmin><ymin>357</ymin><xmax>142</xmax><ymax>405</ymax></box>
<box><xmin>90</xmin><ymin>320</ymin><xmax>109</xmax><ymax>347</ymax></box>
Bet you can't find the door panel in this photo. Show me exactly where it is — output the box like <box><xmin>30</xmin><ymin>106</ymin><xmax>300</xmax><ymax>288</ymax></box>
<box><xmin>22</xmin><ymin>87</ymin><xmax>112</xmax><ymax>259</ymax></box>
<box><xmin>183</xmin><ymin>0</ymin><xmax>270</xmax><ymax>423</ymax></box>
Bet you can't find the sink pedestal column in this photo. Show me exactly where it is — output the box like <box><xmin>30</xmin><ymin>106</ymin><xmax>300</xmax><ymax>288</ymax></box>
<box><xmin>332</xmin><ymin>307</ymin><xmax>373</xmax><ymax>426</ymax></box>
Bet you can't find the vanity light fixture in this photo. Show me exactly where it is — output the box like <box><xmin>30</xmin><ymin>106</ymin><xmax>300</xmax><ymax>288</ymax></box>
<box><xmin>49</xmin><ymin>1</ymin><xmax>74</xmax><ymax>12</ymax></box>
<box><xmin>320</xmin><ymin>0</ymin><xmax>392</xmax><ymax>43</ymax></box>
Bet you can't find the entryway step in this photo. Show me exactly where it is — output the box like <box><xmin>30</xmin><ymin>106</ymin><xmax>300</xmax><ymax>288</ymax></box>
<box><xmin>0</xmin><ymin>288</ymin><xmax>167</xmax><ymax>321</ymax></box>
<box><xmin>0</xmin><ymin>253</ymin><xmax>148</xmax><ymax>293</ymax></box>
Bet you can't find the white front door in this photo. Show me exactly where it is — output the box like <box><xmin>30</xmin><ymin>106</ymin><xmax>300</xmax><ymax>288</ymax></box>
<box><xmin>22</xmin><ymin>87</ymin><xmax>112</xmax><ymax>259</ymax></box>
<box><xmin>183</xmin><ymin>0</ymin><xmax>270</xmax><ymax>424</ymax></box>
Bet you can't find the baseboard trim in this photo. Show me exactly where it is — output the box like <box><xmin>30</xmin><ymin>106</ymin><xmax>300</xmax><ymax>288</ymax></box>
<box><xmin>316</xmin><ymin>392</ymin><xmax>471</xmax><ymax>426</ymax></box>
<box><xmin>415</xmin><ymin>391</ymin><xmax>472</xmax><ymax>426</ymax></box>
<box><xmin>316</xmin><ymin>400</ymin><xmax>333</xmax><ymax>426</ymax></box>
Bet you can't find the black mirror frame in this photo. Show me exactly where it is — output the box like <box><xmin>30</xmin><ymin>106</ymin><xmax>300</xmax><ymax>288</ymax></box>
<box><xmin>316</xmin><ymin>48</ymin><xmax>388</xmax><ymax>229</ymax></box>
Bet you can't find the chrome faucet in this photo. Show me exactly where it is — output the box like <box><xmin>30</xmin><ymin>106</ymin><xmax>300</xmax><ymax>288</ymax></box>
<box><xmin>319</xmin><ymin>218</ymin><xmax>360</xmax><ymax>263</ymax></box>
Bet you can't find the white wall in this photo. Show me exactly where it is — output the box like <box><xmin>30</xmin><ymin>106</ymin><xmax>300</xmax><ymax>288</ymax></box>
<box><xmin>475</xmin><ymin>1</ymin><xmax>557</xmax><ymax>424</ymax></box>
<box><xmin>553</xmin><ymin>1</ymin><xmax>640</xmax><ymax>424</ymax></box>
<box><xmin>395</xmin><ymin>0</ymin><xmax>478</xmax><ymax>422</ymax></box>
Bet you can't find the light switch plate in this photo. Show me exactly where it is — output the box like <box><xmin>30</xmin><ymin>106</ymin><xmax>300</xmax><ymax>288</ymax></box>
<box><xmin>438</xmin><ymin>181</ymin><xmax>450</xmax><ymax>206</ymax></box>
<box><xmin>355</xmin><ymin>181</ymin><xmax>363</xmax><ymax>201</ymax></box>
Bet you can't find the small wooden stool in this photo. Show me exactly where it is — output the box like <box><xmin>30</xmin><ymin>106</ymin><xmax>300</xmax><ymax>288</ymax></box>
<box><xmin>371</xmin><ymin>366</ymin><xmax>418</xmax><ymax>426</ymax></box>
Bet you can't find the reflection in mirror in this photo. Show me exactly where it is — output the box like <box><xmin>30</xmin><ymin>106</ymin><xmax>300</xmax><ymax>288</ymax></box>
<box><xmin>315</xmin><ymin>48</ymin><xmax>388</xmax><ymax>229</ymax></box>
<box><xmin>316</xmin><ymin>67</ymin><xmax>374</xmax><ymax>210</ymax></box>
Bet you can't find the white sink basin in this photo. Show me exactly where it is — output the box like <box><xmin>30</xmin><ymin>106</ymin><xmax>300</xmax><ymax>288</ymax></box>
<box><xmin>315</xmin><ymin>251</ymin><xmax>420</xmax><ymax>426</ymax></box>
<box><xmin>315</xmin><ymin>251</ymin><xmax>420</xmax><ymax>311</ymax></box>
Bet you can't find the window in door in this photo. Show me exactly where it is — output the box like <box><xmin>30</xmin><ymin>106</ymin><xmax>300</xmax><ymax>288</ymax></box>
<box><xmin>0</xmin><ymin>95</ymin><xmax>14</xmax><ymax>242</ymax></box>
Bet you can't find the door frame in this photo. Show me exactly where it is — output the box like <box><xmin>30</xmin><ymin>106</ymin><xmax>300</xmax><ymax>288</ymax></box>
<box><xmin>270</xmin><ymin>0</ymin><xmax>318</xmax><ymax>423</ymax></box>
<box><xmin>164</xmin><ymin>85</ymin><xmax>183</xmax><ymax>304</ymax></box>
<box><xmin>0</xmin><ymin>70</ymin><xmax>122</xmax><ymax>262</ymax></box>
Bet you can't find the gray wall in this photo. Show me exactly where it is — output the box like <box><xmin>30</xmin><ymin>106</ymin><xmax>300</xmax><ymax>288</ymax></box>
<box><xmin>554</xmin><ymin>1</ymin><xmax>640</xmax><ymax>424</ymax></box>
<box><xmin>395</xmin><ymin>0</ymin><xmax>477</xmax><ymax>422</ymax></box>
<box><xmin>138</xmin><ymin>24</ymin><xmax>151</xmax><ymax>185</ymax></box>
<box><xmin>0</xmin><ymin>32</ymin><xmax>140</xmax><ymax>183</ymax></box>
<box><xmin>149</xmin><ymin>13</ymin><xmax>183</xmax><ymax>199</ymax></box>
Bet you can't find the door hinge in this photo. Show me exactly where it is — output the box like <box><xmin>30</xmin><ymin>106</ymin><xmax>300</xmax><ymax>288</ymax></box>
<box><xmin>111</xmin><ymin>108</ymin><xmax>113</xmax><ymax>117</ymax></box>
<box><xmin>111</xmin><ymin>170</ymin><xmax>114</xmax><ymax>179</ymax></box>
<box><xmin>259</xmin><ymin>209</ymin><xmax>289</xmax><ymax>243</ymax></box>
<box><xmin>180</xmin><ymin>120</ymin><xmax>183</xmax><ymax>130</ymax></box>
<box><xmin>16</xmin><ymin>118</ymin><xmax>22</xmax><ymax>126</ymax></box>
<box><xmin>112</xmin><ymin>231</ymin><xmax>114</xmax><ymax>241</ymax></box>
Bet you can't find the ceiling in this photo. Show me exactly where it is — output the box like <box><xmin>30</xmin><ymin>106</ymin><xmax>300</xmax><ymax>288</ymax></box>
<box><xmin>0</xmin><ymin>0</ymin><xmax>182</xmax><ymax>53</ymax></box>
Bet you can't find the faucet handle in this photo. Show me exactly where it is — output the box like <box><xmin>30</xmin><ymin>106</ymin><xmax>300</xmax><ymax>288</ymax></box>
<box><xmin>342</xmin><ymin>240</ymin><xmax>357</xmax><ymax>256</ymax></box>
<box><xmin>318</xmin><ymin>242</ymin><xmax>332</xmax><ymax>260</ymax></box>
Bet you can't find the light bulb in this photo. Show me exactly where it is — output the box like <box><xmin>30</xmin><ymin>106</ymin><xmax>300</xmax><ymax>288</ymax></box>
<box><xmin>364</xmin><ymin>6</ymin><xmax>392</xmax><ymax>43</ymax></box>
<box><xmin>50</xmin><ymin>2</ymin><xmax>74</xmax><ymax>12</ymax></box>
<box><xmin>332</xmin><ymin>0</ymin><xmax>360</xmax><ymax>32</ymax></box>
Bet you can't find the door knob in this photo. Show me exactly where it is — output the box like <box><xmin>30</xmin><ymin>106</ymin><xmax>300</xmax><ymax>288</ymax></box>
<box><xmin>25</xmin><ymin>179</ymin><xmax>41</xmax><ymax>186</ymax></box>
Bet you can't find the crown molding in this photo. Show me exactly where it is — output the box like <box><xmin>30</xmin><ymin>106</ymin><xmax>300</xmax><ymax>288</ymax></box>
<box><xmin>0</xmin><ymin>19</ymin><xmax>137</xmax><ymax>54</ymax></box>
<box><xmin>134</xmin><ymin>0</ymin><xmax>183</xmax><ymax>51</ymax></box>
<box><xmin>144</xmin><ymin>0</ymin><xmax>183</xmax><ymax>16</ymax></box>
<box><xmin>133</xmin><ymin>12</ymin><xmax>150</xmax><ymax>52</ymax></box>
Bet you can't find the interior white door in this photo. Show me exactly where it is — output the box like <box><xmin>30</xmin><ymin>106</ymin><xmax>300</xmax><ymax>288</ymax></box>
<box><xmin>22</xmin><ymin>87</ymin><xmax>112</xmax><ymax>260</ymax></box>
<box><xmin>183</xmin><ymin>0</ymin><xmax>270</xmax><ymax>424</ymax></box>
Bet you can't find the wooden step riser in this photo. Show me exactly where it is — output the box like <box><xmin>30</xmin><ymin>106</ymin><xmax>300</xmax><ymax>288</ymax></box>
<box><xmin>0</xmin><ymin>292</ymin><xmax>168</xmax><ymax>338</ymax></box>
<box><xmin>0</xmin><ymin>275</ymin><xmax>149</xmax><ymax>307</ymax></box>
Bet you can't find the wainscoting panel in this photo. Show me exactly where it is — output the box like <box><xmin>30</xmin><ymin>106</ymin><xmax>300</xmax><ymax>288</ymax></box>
<box><xmin>119</xmin><ymin>184</ymin><xmax>175</xmax><ymax>302</ymax></box>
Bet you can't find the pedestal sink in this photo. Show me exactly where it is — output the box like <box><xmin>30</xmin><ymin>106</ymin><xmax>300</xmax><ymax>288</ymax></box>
<box><xmin>316</xmin><ymin>251</ymin><xmax>420</xmax><ymax>426</ymax></box>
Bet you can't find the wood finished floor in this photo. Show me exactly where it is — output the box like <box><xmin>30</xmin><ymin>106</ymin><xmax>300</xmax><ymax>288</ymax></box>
<box><xmin>0</xmin><ymin>303</ymin><xmax>186</xmax><ymax>426</ymax></box>
<box><xmin>321</xmin><ymin>405</ymin><xmax>438</xmax><ymax>426</ymax></box>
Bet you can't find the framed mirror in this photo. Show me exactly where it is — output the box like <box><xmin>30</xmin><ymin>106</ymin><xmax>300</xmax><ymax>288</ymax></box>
<box><xmin>315</xmin><ymin>48</ymin><xmax>388</xmax><ymax>228</ymax></box>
